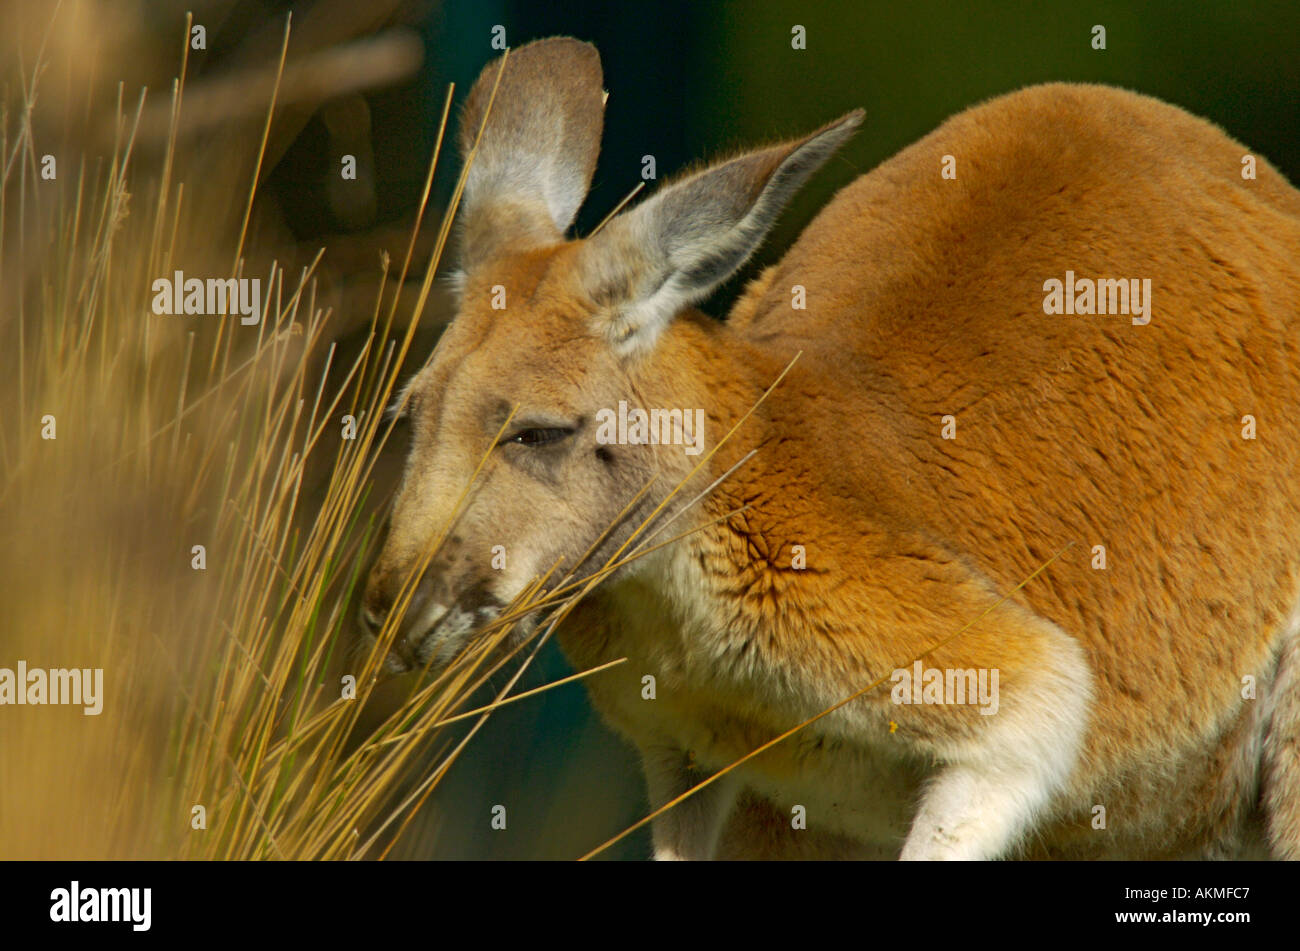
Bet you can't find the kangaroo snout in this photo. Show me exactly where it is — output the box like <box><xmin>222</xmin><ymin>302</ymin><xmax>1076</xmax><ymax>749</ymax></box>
<box><xmin>358</xmin><ymin>572</ymin><xmax>428</xmax><ymax>672</ymax></box>
<box><xmin>361</xmin><ymin>565</ymin><xmax>506</xmax><ymax>674</ymax></box>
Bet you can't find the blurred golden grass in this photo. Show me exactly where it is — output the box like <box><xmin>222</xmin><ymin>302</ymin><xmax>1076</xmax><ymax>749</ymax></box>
<box><xmin>0</xmin><ymin>10</ymin><xmax>628</xmax><ymax>860</ymax></box>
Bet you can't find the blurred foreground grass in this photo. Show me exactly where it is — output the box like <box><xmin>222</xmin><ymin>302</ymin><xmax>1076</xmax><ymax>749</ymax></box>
<box><xmin>0</xmin><ymin>2</ymin><xmax>650</xmax><ymax>860</ymax></box>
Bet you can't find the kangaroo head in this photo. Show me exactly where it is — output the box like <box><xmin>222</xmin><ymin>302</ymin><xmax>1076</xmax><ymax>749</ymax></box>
<box><xmin>360</xmin><ymin>36</ymin><xmax>861</xmax><ymax>672</ymax></box>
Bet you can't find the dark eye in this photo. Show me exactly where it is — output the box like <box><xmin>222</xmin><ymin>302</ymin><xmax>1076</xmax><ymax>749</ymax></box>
<box><xmin>505</xmin><ymin>427</ymin><xmax>574</xmax><ymax>447</ymax></box>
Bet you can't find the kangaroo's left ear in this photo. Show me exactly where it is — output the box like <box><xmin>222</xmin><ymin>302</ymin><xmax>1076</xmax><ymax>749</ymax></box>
<box><xmin>578</xmin><ymin>110</ymin><xmax>863</xmax><ymax>354</ymax></box>
<box><xmin>456</xmin><ymin>37</ymin><xmax>606</xmax><ymax>273</ymax></box>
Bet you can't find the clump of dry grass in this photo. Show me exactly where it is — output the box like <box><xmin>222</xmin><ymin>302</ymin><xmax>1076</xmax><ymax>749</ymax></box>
<box><xmin>0</xmin><ymin>10</ymin><xmax>627</xmax><ymax>861</ymax></box>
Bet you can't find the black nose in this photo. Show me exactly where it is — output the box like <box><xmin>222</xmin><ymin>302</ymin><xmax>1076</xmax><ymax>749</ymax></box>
<box><xmin>358</xmin><ymin>594</ymin><xmax>424</xmax><ymax>671</ymax></box>
<box><xmin>359</xmin><ymin>603</ymin><xmax>383</xmax><ymax>636</ymax></box>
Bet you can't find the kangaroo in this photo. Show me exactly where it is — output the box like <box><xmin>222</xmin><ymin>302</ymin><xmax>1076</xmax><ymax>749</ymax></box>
<box><xmin>360</xmin><ymin>36</ymin><xmax>1300</xmax><ymax>859</ymax></box>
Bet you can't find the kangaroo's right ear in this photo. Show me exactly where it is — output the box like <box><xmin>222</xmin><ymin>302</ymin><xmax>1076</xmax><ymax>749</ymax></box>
<box><xmin>455</xmin><ymin>37</ymin><xmax>605</xmax><ymax>273</ymax></box>
<box><xmin>578</xmin><ymin>110</ymin><xmax>863</xmax><ymax>356</ymax></box>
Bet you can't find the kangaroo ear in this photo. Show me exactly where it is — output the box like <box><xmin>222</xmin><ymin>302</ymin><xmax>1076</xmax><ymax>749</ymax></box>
<box><xmin>579</xmin><ymin>110</ymin><xmax>863</xmax><ymax>354</ymax></box>
<box><xmin>457</xmin><ymin>37</ymin><xmax>605</xmax><ymax>270</ymax></box>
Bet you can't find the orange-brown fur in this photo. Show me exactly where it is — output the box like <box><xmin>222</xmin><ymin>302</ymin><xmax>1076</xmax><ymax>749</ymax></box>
<box><xmin>364</xmin><ymin>38</ymin><xmax>1300</xmax><ymax>859</ymax></box>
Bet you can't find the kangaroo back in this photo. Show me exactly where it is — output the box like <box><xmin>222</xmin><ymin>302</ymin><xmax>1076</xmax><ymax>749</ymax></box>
<box><xmin>719</xmin><ymin>82</ymin><xmax>1300</xmax><ymax>856</ymax></box>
